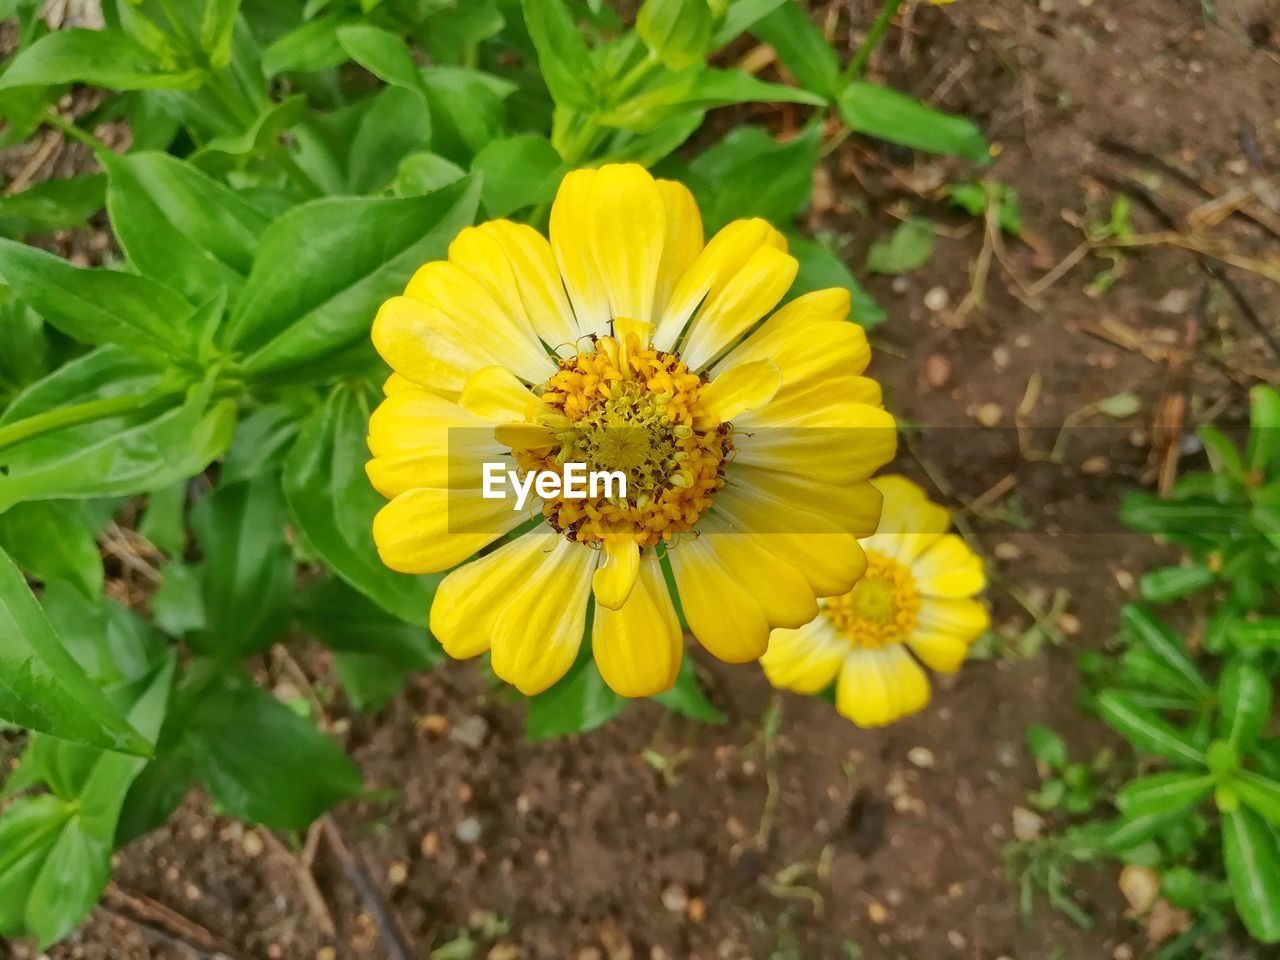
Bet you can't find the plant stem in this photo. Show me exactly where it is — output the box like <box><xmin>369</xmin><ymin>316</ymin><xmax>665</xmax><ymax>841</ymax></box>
<box><xmin>41</xmin><ymin>111</ymin><xmax>113</xmax><ymax>158</ymax></box>
<box><xmin>0</xmin><ymin>393</ymin><xmax>173</xmax><ymax>455</ymax></box>
<box><xmin>844</xmin><ymin>0</ymin><xmax>905</xmax><ymax>84</ymax></box>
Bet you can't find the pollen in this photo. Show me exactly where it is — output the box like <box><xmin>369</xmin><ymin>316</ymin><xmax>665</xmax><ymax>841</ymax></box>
<box><xmin>823</xmin><ymin>550</ymin><xmax>921</xmax><ymax>648</ymax></box>
<box><xmin>515</xmin><ymin>328</ymin><xmax>731</xmax><ymax>547</ymax></box>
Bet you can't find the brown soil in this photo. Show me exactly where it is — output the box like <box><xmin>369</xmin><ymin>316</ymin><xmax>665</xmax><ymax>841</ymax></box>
<box><xmin>9</xmin><ymin>1</ymin><xmax>1280</xmax><ymax>959</ymax></box>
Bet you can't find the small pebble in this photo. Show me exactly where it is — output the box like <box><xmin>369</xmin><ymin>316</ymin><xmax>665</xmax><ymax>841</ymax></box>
<box><xmin>419</xmin><ymin>714</ymin><xmax>449</xmax><ymax>736</ymax></box>
<box><xmin>908</xmin><ymin>747</ymin><xmax>936</xmax><ymax>768</ymax></box>
<box><xmin>1058</xmin><ymin>613</ymin><xmax>1081</xmax><ymax>635</ymax></box>
<box><xmin>1120</xmin><ymin>865</ymin><xmax>1160</xmax><ymax>914</ymax></box>
<box><xmin>948</xmin><ymin>931</ymin><xmax>967</xmax><ymax>949</ymax></box>
<box><xmin>924</xmin><ymin>286</ymin><xmax>950</xmax><ymax>311</ymax></box>
<box><xmin>992</xmin><ymin>345</ymin><xmax>1011</xmax><ymax>369</ymax></box>
<box><xmin>487</xmin><ymin>944</ymin><xmax>521</xmax><ymax>960</ymax></box>
<box><xmin>1081</xmin><ymin>455</ymin><xmax>1109</xmax><ymax>474</ymax></box>
<box><xmin>661</xmin><ymin>884</ymin><xmax>689</xmax><ymax>914</ymax></box>
<box><xmin>455</xmin><ymin>817</ymin><xmax>483</xmax><ymax>845</ymax></box>
<box><xmin>387</xmin><ymin>862</ymin><xmax>409</xmax><ymax>886</ymax></box>
<box><xmin>421</xmin><ymin>831</ymin><xmax>440</xmax><ymax>857</ymax></box>
<box><xmin>1115</xmin><ymin>569</ymin><xmax>1136</xmax><ymax>590</ymax></box>
<box><xmin>317</xmin><ymin>950</ymin><xmax>337</xmax><ymax>960</ymax></box>
<box><xmin>687</xmin><ymin>896</ymin><xmax>707</xmax><ymax>923</ymax></box>
<box><xmin>867</xmin><ymin>901</ymin><xmax>890</xmax><ymax>924</ymax></box>
<box><xmin>184</xmin><ymin>883</ymin><xmax>201</xmax><ymax>902</ymax></box>
<box><xmin>1012</xmin><ymin>806</ymin><xmax>1045</xmax><ymax>841</ymax></box>
<box><xmin>242</xmin><ymin>831</ymin><xmax>265</xmax><ymax>858</ymax></box>
<box><xmin>450</xmin><ymin>715</ymin><xmax>489</xmax><ymax>749</ymax></box>
<box><xmin>994</xmin><ymin>542</ymin><xmax>1022</xmax><ymax>561</ymax></box>
<box><xmin>267</xmin><ymin>946</ymin><xmax>284</xmax><ymax>960</ymax></box>
<box><xmin>924</xmin><ymin>354</ymin><xmax>951</xmax><ymax>389</ymax></box>
<box><xmin>976</xmin><ymin>403</ymin><xmax>1004</xmax><ymax>427</ymax></box>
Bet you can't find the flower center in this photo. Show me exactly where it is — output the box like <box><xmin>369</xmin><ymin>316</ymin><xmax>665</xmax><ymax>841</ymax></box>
<box><xmin>515</xmin><ymin>333</ymin><xmax>731</xmax><ymax>547</ymax></box>
<box><xmin>823</xmin><ymin>550</ymin><xmax>920</xmax><ymax>648</ymax></box>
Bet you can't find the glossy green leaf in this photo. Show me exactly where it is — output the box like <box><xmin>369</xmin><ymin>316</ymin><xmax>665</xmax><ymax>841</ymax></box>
<box><xmin>786</xmin><ymin>235</ymin><xmax>885</xmax><ymax>329</ymax></box>
<box><xmin>866</xmin><ymin>218</ymin><xmax>934</xmax><ymax>275</ymax></box>
<box><xmin>521</xmin><ymin>0</ymin><xmax>598</xmax><ymax>110</ymax></box>
<box><xmin>712</xmin><ymin>0</ymin><xmax>788</xmax><ymax>46</ymax></box>
<box><xmin>226</xmin><ymin>177</ymin><xmax>482</xmax><ymax>375</ymax></box>
<box><xmin>151</xmin><ymin>563</ymin><xmax>206</xmax><ymax>638</ymax></box>
<box><xmin>187</xmin><ymin>677</ymin><xmax>362</xmax><ymax>829</ymax></box>
<box><xmin>420</xmin><ymin>67</ymin><xmax>517</xmax><ymax>163</ymax></box>
<box><xmin>105</xmin><ymin>151</ymin><xmax>268</xmax><ymax>305</ymax></box>
<box><xmin>39</xmin><ymin>582</ymin><xmax>165</xmax><ymax>687</ymax></box>
<box><xmin>262</xmin><ymin>16</ymin><xmax>349</xmax><ymax>75</ymax></box>
<box><xmin>1116</xmin><ymin>771</ymin><xmax>1213</xmax><ymax>820</ymax></box>
<box><xmin>1026</xmin><ymin>723</ymin><xmax>1068</xmax><ymax>769</ymax></box>
<box><xmin>1120</xmin><ymin>604</ymin><xmax>1210</xmax><ymax>699</ymax></box>
<box><xmin>1248</xmin><ymin>384</ymin><xmax>1280</xmax><ymax>474</ymax></box>
<box><xmin>394</xmin><ymin>152</ymin><xmax>467</xmax><ymax>197</ymax></box>
<box><xmin>1138</xmin><ymin>563</ymin><xmax>1216</xmax><ymax>603</ymax></box>
<box><xmin>1096</xmin><ymin>690</ymin><xmax>1206</xmax><ymax>767</ymax></box>
<box><xmin>1234</xmin><ymin>618</ymin><xmax>1280</xmax><ymax>650</ymax></box>
<box><xmin>749</xmin><ymin>1</ymin><xmax>840</xmax><ymax>98</ymax></box>
<box><xmin>1233</xmin><ymin>772</ymin><xmax>1280</xmax><ymax>828</ymax></box>
<box><xmin>0</xmin><ymin>501</ymin><xmax>102</xmax><ymax>599</ymax></box>
<box><xmin>220</xmin><ymin>402</ymin><xmax>304</xmax><ymax>485</ymax></box>
<box><xmin>1219</xmin><ymin>657</ymin><xmax>1271</xmax><ymax>750</ymax></box>
<box><xmin>0</xmin><ymin>547</ymin><xmax>150</xmax><ymax>753</ymax></box>
<box><xmin>1094</xmin><ymin>808</ymin><xmax>1191</xmax><ymax>854</ymax></box>
<box><xmin>138</xmin><ymin>482</ymin><xmax>187</xmax><ymax>558</ymax></box>
<box><xmin>283</xmin><ymin>387</ymin><xmax>438</xmax><ymax>626</ymax></box>
<box><xmin>347</xmin><ymin>85</ymin><xmax>433</xmax><ymax>194</ymax></box>
<box><xmin>686</xmin><ymin>123</ymin><xmax>819</xmax><ymax>232</ymax></box>
<box><xmin>1222</xmin><ymin>805</ymin><xmax>1280</xmax><ymax>943</ymax></box>
<box><xmin>473</xmin><ymin>134</ymin><xmax>565</xmax><ymax>217</ymax></box>
<box><xmin>526</xmin><ymin>655</ymin><xmax>624</xmax><ymax>740</ymax></box>
<box><xmin>337</xmin><ymin>23</ymin><xmax>427</xmax><ymax>94</ymax></box>
<box><xmin>0</xmin><ymin>29</ymin><xmax>203</xmax><ymax>92</ymax></box>
<box><xmin>0</xmin><ymin>173</ymin><xmax>105</xmax><ymax>237</ymax></box>
<box><xmin>421</xmin><ymin>0</ymin><xmax>505</xmax><ymax>64</ymax></box>
<box><xmin>838</xmin><ymin>82</ymin><xmax>989</xmax><ymax>163</ymax></box>
<box><xmin>0</xmin><ymin>239</ymin><xmax>194</xmax><ymax>360</ymax></box>
<box><xmin>190</xmin><ymin>94</ymin><xmax>308</xmax><ymax>172</ymax></box>
<box><xmin>189</xmin><ymin>477</ymin><xmax>293</xmax><ymax>658</ymax></box>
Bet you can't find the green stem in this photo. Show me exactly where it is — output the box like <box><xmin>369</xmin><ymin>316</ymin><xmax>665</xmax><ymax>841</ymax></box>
<box><xmin>844</xmin><ymin>0</ymin><xmax>905</xmax><ymax>84</ymax></box>
<box><xmin>41</xmin><ymin>111</ymin><xmax>113</xmax><ymax>158</ymax></box>
<box><xmin>0</xmin><ymin>393</ymin><xmax>173</xmax><ymax>455</ymax></box>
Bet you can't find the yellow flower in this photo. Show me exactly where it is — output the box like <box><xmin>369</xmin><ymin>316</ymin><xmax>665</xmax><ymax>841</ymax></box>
<box><xmin>760</xmin><ymin>475</ymin><xmax>988</xmax><ymax>727</ymax></box>
<box><xmin>367</xmin><ymin>163</ymin><xmax>896</xmax><ymax>698</ymax></box>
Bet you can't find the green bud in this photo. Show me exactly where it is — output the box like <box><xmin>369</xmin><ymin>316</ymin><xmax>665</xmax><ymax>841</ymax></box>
<box><xmin>636</xmin><ymin>0</ymin><xmax>715</xmax><ymax>70</ymax></box>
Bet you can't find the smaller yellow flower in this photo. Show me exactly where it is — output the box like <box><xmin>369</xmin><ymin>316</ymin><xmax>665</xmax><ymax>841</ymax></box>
<box><xmin>760</xmin><ymin>475</ymin><xmax>988</xmax><ymax>727</ymax></box>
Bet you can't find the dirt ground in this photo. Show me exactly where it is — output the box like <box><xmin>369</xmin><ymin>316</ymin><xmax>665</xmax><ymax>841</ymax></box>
<box><xmin>8</xmin><ymin>1</ymin><xmax>1280</xmax><ymax>958</ymax></box>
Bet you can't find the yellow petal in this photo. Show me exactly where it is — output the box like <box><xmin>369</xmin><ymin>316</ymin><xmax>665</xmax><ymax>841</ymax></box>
<box><xmin>459</xmin><ymin>365</ymin><xmax>540</xmax><ymax>423</ymax></box>
<box><xmin>906</xmin><ymin>630</ymin><xmax>972</xmax><ymax>674</ymax></box>
<box><xmin>405</xmin><ymin>260</ymin><xmax>553</xmax><ymax>383</ymax></box>
<box><xmin>489</xmin><ymin>537</ymin><xmax>596</xmax><ymax>694</ymax></box>
<box><xmin>836</xmin><ymin>646</ymin><xmax>931</xmax><ymax>728</ymax></box>
<box><xmin>761</xmin><ymin>618</ymin><xmax>846</xmax><ymax>694</ymax></box>
<box><xmin>550</xmin><ymin>168</ymin><xmax>610</xmax><ymax>337</ymax></box>
<box><xmin>371</xmin><ymin>486</ymin><xmax>524</xmax><ymax>573</ymax></box>
<box><xmin>654</xmin><ymin>179</ymin><xmax>704</xmax><ymax>319</ymax></box>
<box><xmin>680</xmin><ymin>244</ymin><xmax>798</xmax><ymax>371</ymax></box>
<box><xmin>493</xmin><ymin>421</ymin><xmax>557</xmax><ymax>451</ymax></box>
<box><xmin>714</xmin><ymin>288</ymin><xmax>853</xmax><ymax>369</ymax></box>
<box><xmin>450</xmin><ymin>220</ymin><xmax>579</xmax><ymax>354</ymax></box>
<box><xmin>592</xmin><ymin>535</ymin><xmax>641</xmax><ymax>610</ymax></box>
<box><xmin>693</xmin><ymin>359</ymin><xmax>781</xmax><ymax>429</ymax></box>
<box><xmin>587</xmin><ymin>164</ymin><xmax>665</xmax><ymax>326</ymax></box>
<box><xmin>372</xmin><ymin>295</ymin><xmax>498</xmax><ymax>397</ymax></box>
<box><xmin>732</xmin><ymin>403</ymin><xmax>898</xmax><ymax>486</ymax></box>
<box><xmin>912</xmin><ymin>533</ymin><xmax>986</xmax><ymax>598</ymax></box>
<box><xmin>383</xmin><ymin>372</ymin><xmax>418</xmax><ymax>396</ymax></box>
<box><xmin>653</xmin><ymin>218</ymin><xmax>786</xmax><ymax>350</ymax></box>
<box><xmin>430</xmin><ymin>531</ymin><xmax>555</xmax><ymax>659</ymax></box>
<box><xmin>721</xmin><ymin>466</ymin><xmax>884</xmax><ymax>540</ymax></box>
<box><xmin>365</xmin><ymin>390</ymin><xmax>501</xmax><ymax>497</ymax></box>
<box><xmin>592</xmin><ymin>554</ymin><xmax>682</xmax><ymax>697</ymax></box>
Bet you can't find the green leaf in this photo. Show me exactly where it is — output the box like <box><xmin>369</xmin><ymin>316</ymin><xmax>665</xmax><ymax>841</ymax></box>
<box><xmin>0</xmin><ymin>501</ymin><xmax>102</xmax><ymax>599</ymax></box>
<box><xmin>838</xmin><ymin>82</ymin><xmax>989</xmax><ymax>163</ymax></box>
<box><xmin>1248</xmin><ymin>384</ymin><xmax>1280</xmax><ymax>474</ymax></box>
<box><xmin>1219</xmin><ymin>657</ymin><xmax>1271</xmax><ymax>751</ymax></box>
<box><xmin>0</xmin><ymin>547</ymin><xmax>150</xmax><ymax>754</ymax></box>
<box><xmin>0</xmin><ymin>239</ymin><xmax>194</xmax><ymax>360</ymax></box>
<box><xmin>39</xmin><ymin>582</ymin><xmax>165</xmax><ymax>686</ymax></box>
<box><xmin>1096</xmin><ymin>690</ymin><xmax>1206</xmax><ymax>767</ymax></box>
<box><xmin>1222</xmin><ymin>805</ymin><xmax>1280</xmax><ymax>942</ymax></box>
<box><xmin>105</xmin><ymin>151</ymin><xmax>268</xmax><ymax>305</ymax></box>
<box><xmin>521</xmin><ymin>0</ymin><xmax>598</xmax><ymax>110</ymax></box>
<box><xmin>226</xmin><ymin>176</ymin><xmax>482</xmax><ymax>376</ymax></box>
<box><xmin>1160</xmin><ymin>867</ymin><xmax>1203</xmax><ymax>911</ymax></box>
<box><xmin>865</xmin><ymin>218</ymin><xmax>934</xmax><ymax>275</ymax></box>
<box><xmin>1233</xmin><ymin>772</ymin><xmax>1280</xmax><ymax>829</ymax></box>
<box><xmin>1026</xmin><ymin>723</ymin><xmax>1068</xmax><ymax>769</ymax></box>
<box><xmin>1093</xmin><ymin>808</ymin><xmax>1192</xmax><ymax>854</ymax></box>
<box><xmin>262</xmin><ymin>16</ymin><xmax>349</xmax><ymax>75</ymax></box>
<box><xmin>419</xmin><ymin>67</ymin><xmax>516</xmax><ymax>164</ymax></box>
<box><xmin>347</xmin><ymin>86</ymin><xmax>433</xmax><ymax>195</ymax></box>
<box><xmin>190</xmin><ymin>94</ymin><xmax>309</xmax><ymax>173</ymax></box>
<box><xmin>0</xmin><ymin>383</ymin><xmax>237</xmax><ymax>513</ymax></box>
<box><xmin>189</xmin><ymin>477</ymin><xmax>293</xmax><ymax>658</ymax></box>
<box><xmin>786</xmin><ymin>235</ymin><xmax>885</xmax><ymax>329</ymax></box>
<box><xmin>220</xmin><ymin>402</ymin><xmax>304</xmax><ymax>485</ymax></box>
<box><xmin>651</xmin><ymin>656</ymin><xmax>724</xmax><ymax>723</ymax></box>
<box><xmin>749</xmin><ymin>1</ymin><xmax>840</xmax><ymax>99</ymax></box>
<box><xmin>394</xmin><ymin>152</ymin><xmax>467</xmax><ymax>197</ymax></box>
<box><xmin>138</xmin><ymin>482</ymin><xmax>187</xmax><ymax>558</ymax></box>
<box><xmin>1120</xmin><ymin>604</ymin><xmax>1210</xmax><ymax>699</ymax></box>
<box><xmin>0</xmin><ymin>29</ymin><xmax>203</xmax><ymax>93</ymax></box>
<box><xmin>1138</xmin><ymin>564</ymin><xmax>1215</xmax><ymax>603</ymax></box>
<box><xmin>151</xmin><ymin>562</ymin><xmax>206</xmax><ymax>638</ymax></box>
<box><xmin>526</xmin><ymin>655</ymin><xmax>624</xmax><ymax>740</ymax></box>
<box><xmin>1115</xmin><ymin>771</ymin><xmax>1213</xmax><ymax>819</ymax></box>
<box><xmin>686</xmin><ymin>123</ymin><xmax>820</xmax><ymax>232</ymax></box>
<box><xmin>712</xmin><ymin>0</ymin><xmax>788</xmax><ymax>47</ymax></box>
<box><xmin>421</xmin><ymin>0</ymin><xmax>505</xmax><ymax>64</ymax></box>
<box><xmin>637</xmin><ymin>0</ymin><xmax>714</xmax><ymax>70</ymax></box>
<box><xmin>283</xmin><ymin>387</ymin><xmax>439</xmax><ymax>626</ymax></box>
<box><xmin>472</xmin><ymin>134</ymin><xmax>566</xmax><ymax>218</ymax></box>
<box><xmin>0</xmin><ymin>173</ymin><xmax>106</xmax><ymax>237</ymax></box>
<box><xmin>337</xmin><ymin>23</ymin><xmax>427</xmax><ymax>94</ymax></box>
<box><xmin>196</xmin><ymin>0</ymin><xmax>241</xmax><ymax>69</ymax></box>
<box><xmin>1234</xmin><ymin>618</ymin><xmax>1280</xmax><ymax>650</ymax></box>
<box><xmin>187</xmin><ymin>676</ymin><xmax>362</xmax><ymax>829</ymax></box>
<box><xmin>611</xmin><ymin>68</ymin><xmax>824</xmax><ymax>128</ymax></box>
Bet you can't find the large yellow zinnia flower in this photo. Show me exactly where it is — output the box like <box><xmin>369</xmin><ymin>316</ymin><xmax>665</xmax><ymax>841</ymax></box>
<box><xmin>761</xmin><ymin>475</ymin><xmax>989</xmax><ymax>727</ymax></box>
<box><xmin>366</xmin><ymin>163</ymin><xmax>896</xmax><ymax>698</ymax></box>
